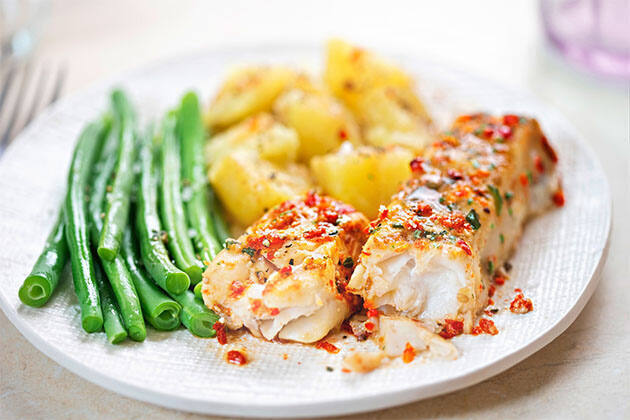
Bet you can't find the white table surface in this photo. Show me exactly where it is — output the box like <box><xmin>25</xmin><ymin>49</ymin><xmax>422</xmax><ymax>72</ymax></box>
<box><xmin>1</xmin><ymin>1</ymin><xmax>628</xmax><ymax>418</ymax></box>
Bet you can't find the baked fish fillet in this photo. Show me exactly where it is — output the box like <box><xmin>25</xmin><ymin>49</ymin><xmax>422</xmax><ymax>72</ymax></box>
<box><xmin>348</xmin><ymin>114</ymin><xmax>562</xmax><ymax>335</ymax></box>
<box><xmin>202</xmin><ymin>192</ymin><xmax>369</xmax><ymax>343</ymax></box>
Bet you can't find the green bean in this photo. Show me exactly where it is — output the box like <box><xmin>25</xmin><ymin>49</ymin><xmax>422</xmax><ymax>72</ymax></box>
<box><xmin>98</xmin><ymin>90</ymin><xmax>137</xmax><ymax>261</ymax></box>
<box><xmin>94</xmin><ymin>257</ymin><xmax>127</xmax><ymax>344</ymax></box>
<box><xmin>159</xmin><ymin>115</ymin><xmax>204</xmax><ymax>283</ymax></box>
<box><xmin>168</xmin><ymin>289</ymin><xmax>218</xmax><ymax>338</ymax></box>
<box><xmin>136</xmin><ymin>133</ymin><xmax>190</xmax><ymax>295</ymax></box>
<box><xmin>193</xmin><ymin>281</ymin><xmax>203</xmax><ymax>301</ymax></box>
<box><xmin>89</xmin><ymin>130</ymin><xmax>146</xmax><ymax>342</ymax></box>
<box><xmin>210</xmin><ymin>190</ymin><xmax>231</xmax><ymax>246</ymax></box>
<box><xmin>177</xmin><ymin>92</ymin><xmax>222</xmax><ymax>263</ymax></box>
<box><xmin>64</xmin><ymin>121</ymin><xmax>108</xmax><ymax>333</ymax></box>
<box><xmin>19</xmin><ymin>212</ymin><xmax>69</xmax><ymax>307</ymax></box>
<box><xmin>121</xmin><ymin>223</ymin><xmax>181</xmax><ymax>331</ymax></box>
<box><xmin>99</xmin><ymin>251</ymin><xmax>146</xmax><ymax>341</ymax></box>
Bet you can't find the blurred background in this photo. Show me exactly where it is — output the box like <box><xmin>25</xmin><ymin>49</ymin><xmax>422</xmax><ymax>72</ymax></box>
<box><xmin>0</xmin><ymin>0</ymin><xmax>628</xmax><ymax>418</ymax></box>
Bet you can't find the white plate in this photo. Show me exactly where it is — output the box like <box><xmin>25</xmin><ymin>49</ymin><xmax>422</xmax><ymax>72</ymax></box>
<box><xmin>0</xmin><ymin>45</ymin><xmax>611</xmax><ymax>418</ymax></box>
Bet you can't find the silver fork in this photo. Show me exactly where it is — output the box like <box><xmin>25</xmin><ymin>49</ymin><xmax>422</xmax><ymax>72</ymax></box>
<box><xmin>0</xmin><ymin>61</ymin><xmax>66</xmax><ymax>156</ymax></box>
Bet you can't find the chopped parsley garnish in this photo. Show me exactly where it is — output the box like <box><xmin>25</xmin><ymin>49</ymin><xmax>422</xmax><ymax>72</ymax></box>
<box><xmin>242</xmin><ymin>247</ymin><xmax>256</xmax><ymax>257</ymax></box>
<box><xmin>413</xmin><ymin>229</ymin><xmax>423</xmax><ymax>239</ymax></box>
<box><xmin>466</xmin><ymin>209</ymin><xmax>481</xmax><ymax>230</ymax></box>
<box><xmin>504</xmin><ymin>191</ymin><xmax>514</xmax><ymax>201</ymax></box>
<box><xmin>526</xmin><ymin>170</ymin><xmax>533</xmax><ymax>184</ymax></box>
<box><xmin>439</xmin><ymin>196</ymin><xmax>446</xmax><ymax>204</ymax></box>
<box><xmin>487</xmin><ymin>184</ymin><xmax>503</xmax><ymax>215</ymax></box>
<box><xmin>508</xmin><ymin>207</ymin><xmax>513</xmax><ymax>217</ymax></box>
<box><xmin>225</xmin><ymin>239</ymin><xmax>239</xmax><ymax>248</ymax></box>
<box><xmin>342</xmin><ymin>257</ymin><xmax>354</xmax><ymax>268</ymax></box>
<box><xmin>487</xmin><ymin>260</ymin><xmax>495</xmax><ymax>275</ymax></box>
<box><xmin>391</xmin><ymin>222</ymin><xmax>404</xmax><ymax>229</ymax></box>
<box><xmin>499</xmin><ymin>233</ymin><xmax>505</xmax><ymax>244</ymax></box>
<box><xmin>289</xmin><ymin>258</ymin><xmax>294</xmax><ymax>265</ymax></box>
<box><xmin>467</xmin><ymin>198</ymin><xmax>474</xmax><ymax>205</ymax></box>
<box><xmin>447</xmin><ymin>203</ymin><xmax>457</xmax><ymax>211</ymax></box>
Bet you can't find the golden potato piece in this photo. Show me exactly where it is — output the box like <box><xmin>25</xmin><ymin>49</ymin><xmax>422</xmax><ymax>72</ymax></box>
<box><xmin>209</xmin><ymin>150</ymin><xmax>312</xmax><ymax>226</ymax></box>
<box><xmin>274</xmin><ymin>88</ymin><xmax>361</xmax><ymax>161</ymax></box>
<box><xmin>310</xmin><ymin>143</ymin><xmax>413</xmax><ymax>218</ymax></box>
<box><xmin>205</xmin><ymin>113</ymin><xmax>299</xmax><ymax>167</ymax></box>
<box><xmin>324</xmin><ymin>39</ymin><xmax>411</xmax><ymax>111</ymax></box>
<box><xmin>206</xmin><ymin>66</ymin><xmax>294</xmax><ymax>128</ymax></box>
<box><xmin>358</xmin><ymin>86</ymin><xmax>433</xmax><ymax>151</ymax></box>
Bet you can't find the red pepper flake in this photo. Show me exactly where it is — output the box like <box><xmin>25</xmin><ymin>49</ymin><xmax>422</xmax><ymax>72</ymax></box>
<box><xmin>456</xmin><ymin>239</ymin><xmax>472</xmax><ymax>256</ymax></box>
<box><xmin>534</xmin><ymin>155</ymin><xmax>545</xmax><ymax>173</ymax></box>
<box><xmin>514</xmin><ymin>288</ymin><xmax>522</xmax><ymax>293</ymax></box>
<box><xmin>488</xmin><ymin>298</ymin><xmax>495</xmax><ymax>306</ymax></box>
<box><xmin>214</xmin><ymin>322</ymin><xmax>227</xmax><ymax>345</ymax></box>
<box><xmin>439</xmin><ymin>319</ymin><xmax>464</xmax><ymax>339</ymax></box>
<box><xmin>279</xmin><ymin>266</ymin><xmax>292</xmax><ymax>277</ymax></box>
<box><xmin>552</xmin><ymin>188</ymin><xmax>565</xmax><ymax>207</ymax></box>
<box><xmin>402</xmin><ymin>342</ymin><xmax>416</xmax><ymax>363</ymax></box>
<box><xmin>488</xmin><ymin>284</ymin><xmax>496</xmax><ymax>298</ymax></box>
<box><xmin>364</xmin><ymin>321</ymin><xmax>375</xmax><ymax>331</ymax></box>
<box><xmin>341</xmin><ymin>368</ymin><xmax>351</xmax><ymax>373</ymax></box>
<box><xmin>471</xmin><ymin>318</ymin><xmax>499</xmax><ymax>335</ymax></box>
<box><xmin>510</xmin><ymin>293</ymin><xmax>534</xmax><ymax>314</ymax></box>
<box><xmin>494</xmin><ymin>275</ymin><xmax>506</xmax><ymax>285</ymax></box>
<box><xmin>338</xmin><ymin>129</ymin><xmax>348</xmax><ymax>140</ymax></box>
<box><xmin>519</xmin><ymin>173</ymin><xmax>529</xmax><ymax>187</ymax></box>
<box><xmin>269</xmin><ymin>307</ymin><xmax>280</xmax><ymax>316</ymax></box>
<box><xmin>498</xmin><ymin>125</ymin><xmax>512</xmax><ymax>139</ymax></box>
<box><xmin>366</xmin><ymin>308</ymin><xmax>379</xmax><ymax>318</ymax></box>
<box><xmin>226</xmin><ymin>350</ymin><xmax>247</xmax><ymax>366</ymax></box>
<box><xmin>502</xmin><ymin>114</ymin><xmax>520</xmax><ymax>126</ymax></box>
<box><xmin>304</xmin><ymin>191</ymin><xmax>321</xmax><ymax>207</ymax></box>
<box><xmin>229</xmin><ymin>280</ymin><xmax>246</xmax><ymax>298</ymax></box>
<box><xmin>303</xmin><ymin>226</ymin><xmax>327</xmax><ymax>239</ymax></box>
<box><xmin>416</xmin><ymin>203</ymin><xmax>433</xmax><ymax>217</ymax></box>
<box><xmin>315</xmin><ymin>341</ymin><xmax>340</xmax><ymax>354</ymax></box>
<box><xmin>409</xmin><ymin>157</ymin><xmax>425</xmax><ymax>173</ymax></box>
<box><xmin>482</xmin><ymin>127</ymin><xmax>494</xmax><ymax>139</ymax></box>
<box><xmin>541</xmin><ymin>135</ymin><xmax>558</xmax><ymax>163</ymax></box>
<box><xmin>456</xmin><ymin>115</ymin><xmax>472</xmax><ymax>123</ymax></box>
<box><xmin>377</xmin><ymin>206</ymin><xmax>389</xmax><ymax>221</ymax></box>
<box><xmin>436</xmin><ymin>213</ymin><xmax>468</xmax><ymax>230</ymax></box>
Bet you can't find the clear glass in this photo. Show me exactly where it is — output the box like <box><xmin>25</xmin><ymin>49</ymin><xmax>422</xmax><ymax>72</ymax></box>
<box><xmin>541</xmin><ymin>0</ymin><xmax>630</xmax><ymax>80</ymax></box>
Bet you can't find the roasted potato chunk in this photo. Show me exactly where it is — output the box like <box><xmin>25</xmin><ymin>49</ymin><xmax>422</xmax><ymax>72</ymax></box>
<box><xmin>205</xmin><ymin>113</ymin><xmax>299</xmax><ymax>167</ymax></box>
<box><xmin>310</xmin><ymin>143</ymin><xmax>413</xmax><ymax>218</ymax></box>
<box><xmin>273</xmin><ymin>88</ymin><xmax>360</xmax><ymax>161</ymax></box>
<box><xmin>324</xmin><ymin>39</ymin><xmax>433</xmax><ymax>151</ymax></box>
<box><xmin>206</xmin><ymin>66</ymin><xmax>294</xmax><ymax>128</ymax></box>
<box><xmin>209</xmin><ymin>150</ymin><xmax>312</xmax><ymax>226</ymax></box>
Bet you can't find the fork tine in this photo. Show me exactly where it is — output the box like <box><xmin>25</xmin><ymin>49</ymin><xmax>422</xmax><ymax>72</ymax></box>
<box><xmin>0</xmin><ymin>64</ymin><xmax>17</xmax><ymax>116</ymax></box>
<box><xmin>0</xmin><ymin>63</ymin><xmax>32</xmax><ymax>151</ymax></box>
<box><xmin>49</xmin><ymin>64</ymin><xmax>66</xmax><ymax>104</ymax></box>
<box><xmin>22</xmin><ymin>63</ymin><xmax>49</xmax><ymax>128</ymax></box>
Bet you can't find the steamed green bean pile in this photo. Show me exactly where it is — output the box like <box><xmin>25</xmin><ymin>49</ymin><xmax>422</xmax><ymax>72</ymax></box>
<box><xmin>18</xmin><ymin>89</ymin><xmax>225</xmax><ymax>344</ymax></box>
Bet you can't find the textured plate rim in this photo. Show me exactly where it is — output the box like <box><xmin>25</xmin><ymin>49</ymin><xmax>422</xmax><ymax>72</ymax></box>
<box><xmin>0</xmin><ymin>43</ymin><xmax>612</xmax><ymax>418</ymax></box>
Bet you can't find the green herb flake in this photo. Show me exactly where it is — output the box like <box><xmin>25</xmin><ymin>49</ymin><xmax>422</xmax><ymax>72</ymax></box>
<box><xmin>342</xmin><ymin>257</ymin><xmax>354</xmax><ymax>268</ymax></box>
<box><xmin>413</xmin><ymin>229</ymin><xmax>423</xmax><ymax>239</ymax></box>
<box><xmin>242</xmin><ymin>247</ymin><xmax>256</xmax><ymax>257</ymax></box>
<box><xmin>487</xmin><ymin>260</ymin><xmax>495</xmax><ymax>275</ymax></box>
<box><xmin>471</xmin><ymin>159</ymin><xmax>480</xmax><ymax>169</ymax></box>
<box><xmin>499</xmin><ymin>233</ymin><xmax>505</xmax><ymax>244</ymax></box>
<box><xmin>487</xmin><ymin>184</ymin><xmax>503</xmax><ymax>216</ymax></box>
<box><xmin>439</xmin><ymin>196</ymin><xmax>446</xmax><ymax>204</ymax></box>
<box><xmin>391</xmin><ymin>222</ymin><xmax>404</xmax><ymax>229</ymax></box>
<box><xmin>467</xmin><ymin>198</ymin><xmax>474</xmax><ymax>205</ymax></box>
<box><xmin>527</xmin><ymin>170</ymin><xmax>533</xmax><ymax>184</ymax></box>
<box><xmin>490</xmin><ymin>223</ymin><xmax>495</xmax><ymax>229</ymax></box>
<box><xmin>466</xmin><ymin>209</ymin><xmax>481</xmax><ymax>230</ymax></box>
<box><xmin>504</xmin><ymin>191</ymin><xmax>514</xmax><ymax>201</ymax></box>
<box><xmin>508</xmin><ymin>207</ymin><xmax>513</xmax><ymax>216</ymax></box>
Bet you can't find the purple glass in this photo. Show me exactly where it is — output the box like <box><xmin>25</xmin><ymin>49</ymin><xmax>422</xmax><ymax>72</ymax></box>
<box><xmin>541</xmin><ymin>0</ymin><xmax>630</xmax><ymax>79</ymax></box>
